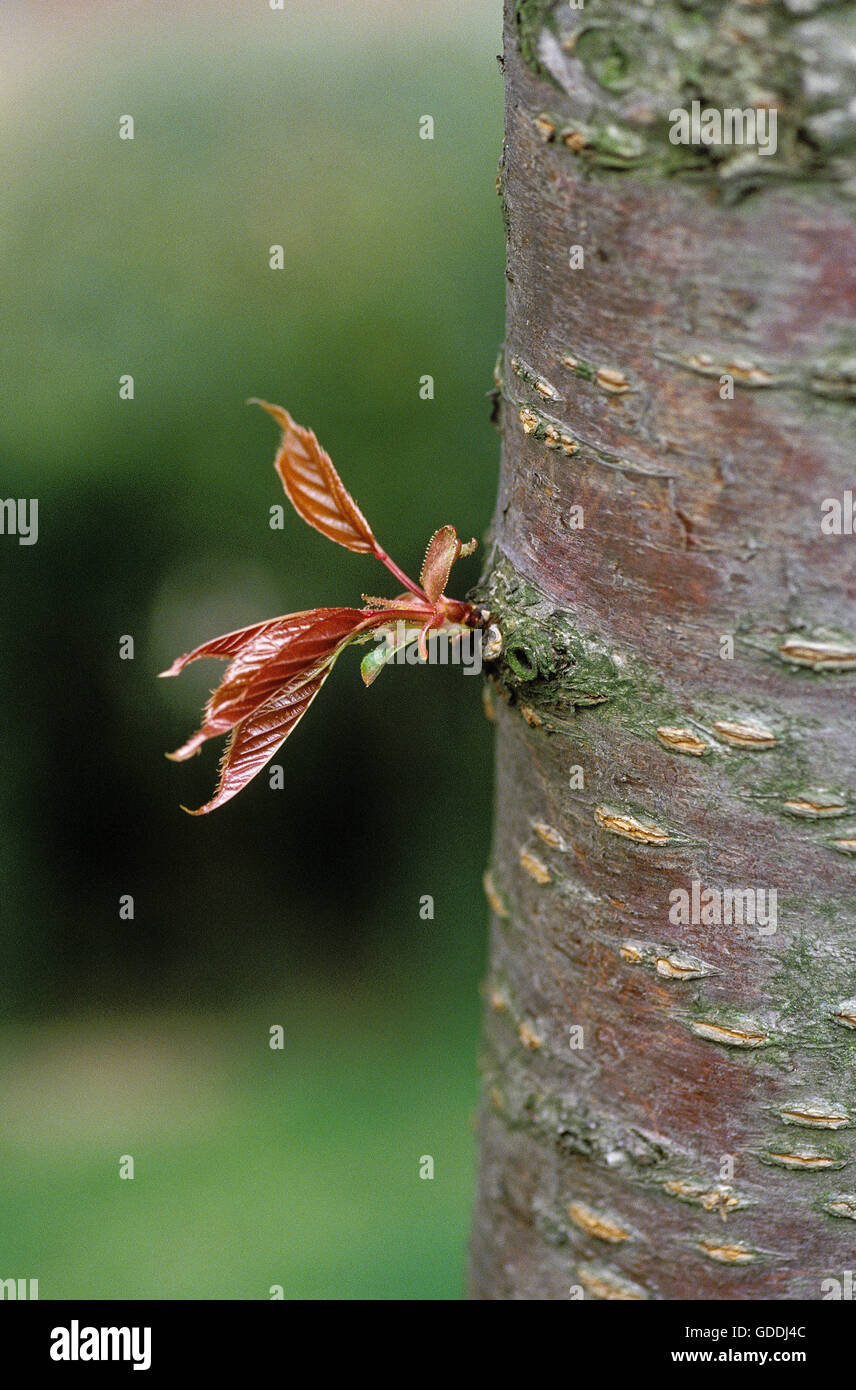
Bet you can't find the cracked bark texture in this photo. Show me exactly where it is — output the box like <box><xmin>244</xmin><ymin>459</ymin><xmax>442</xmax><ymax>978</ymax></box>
<box><xmin>469</xmin><ymin>0</ymin><xmax>856</xmax><ymax>1300</ymax></box>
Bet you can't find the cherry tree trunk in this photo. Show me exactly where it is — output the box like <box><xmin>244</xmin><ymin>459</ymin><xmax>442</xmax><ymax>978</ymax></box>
<box><xmin>470</xmin><ymin>0</ymin><xmax>856</xmax><ymax>1300</ymax></box>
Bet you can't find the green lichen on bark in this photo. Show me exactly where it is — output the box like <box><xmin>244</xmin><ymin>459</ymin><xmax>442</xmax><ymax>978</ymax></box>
<box><xmin>475</xmin><ymin>556</ymin><xmax>822</xmax><ymax>769</ymax></box>
<box><xmin>512</xmin><ymin>0</ymin><xmax>856</xmax><ymax>186</ymax></box>
<box><xmin>474</xmin><ymin>554</ymin><xmax>626</xmax><ymax>709</ymax></box>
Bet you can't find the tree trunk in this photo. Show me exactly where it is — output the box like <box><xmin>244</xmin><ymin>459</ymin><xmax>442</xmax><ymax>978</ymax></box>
<box><xmin>470</xmin><ymin>0</ymin><xmax>856</xmax><ymax>1300</ymax></box>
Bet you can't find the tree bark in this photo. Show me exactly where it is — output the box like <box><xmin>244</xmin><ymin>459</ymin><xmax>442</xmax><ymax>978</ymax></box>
<box><xmin>470</xmin><ymin>0</ymin><xmax>856</xmax><ymax>1300</ymax></box>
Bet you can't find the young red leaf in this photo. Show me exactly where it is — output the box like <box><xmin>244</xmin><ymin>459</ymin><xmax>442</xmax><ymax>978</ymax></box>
<box><xmin>207</xmin><ymin>608</ymin><xmax>369</xmax><ymax>729</ymax></box>
<box><xmin>165</xmin><ymin>607</ymin><xmax>387</xmax><ymax>764</ymax></box>
<box><xmin>184</xmin><ymin>668</ymin><xmax>331</xmax><ymax>816</ymax></box>
<box><xmin>419</xmin><ymin>526</ymin><xmax>478</xmax><ymax>604</ymax></box>
<box><xmin>251</xmin><ymin>399</ymin><xmax>378</xmax><ymax>554</ymax></box>
<box><xmin>158</xmin><ymin>618</ymin><xmax>283</xmax><ymax>679</ymax></box>
<box><xmin>420</xmin><ymin>525</ymin><xmax>461</xmax><ymax>604</ymax></box>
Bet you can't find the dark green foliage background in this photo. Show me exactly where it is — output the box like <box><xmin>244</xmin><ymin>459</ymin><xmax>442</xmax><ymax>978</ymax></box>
<box><xmin>0</xmin><ymin>1</ymin><xmax>503</xmax><ymax>1298</ymax></box>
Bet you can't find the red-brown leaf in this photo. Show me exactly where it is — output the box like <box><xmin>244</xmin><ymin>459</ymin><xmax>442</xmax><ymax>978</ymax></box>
<box><xmin>166</xmin><ymin>607</ymin><xmax>375</xmax><ymax>762</ymax></box>
<box><xmin>208</xmin><ymin>607</ymin><xmax>376</xmax><ymax>728</ymax></box>
<box><xmin>420</xmin><ymin>525</ymin><xmax>462</xmax><ymax>603</ymax></box>
<box><xmin>184</xmin><ymin>669</ymin><xmax>330</xmax><ymax>815</ymax></box>
<box><xmin>158</xmin><ymin>618</ymin><xmax>283</xmax><ymax>679</ymax></box>
<box><xmin>252</xmin><ymin>398</ymin><xmax>377</xmax><ymax>554</ymax></box>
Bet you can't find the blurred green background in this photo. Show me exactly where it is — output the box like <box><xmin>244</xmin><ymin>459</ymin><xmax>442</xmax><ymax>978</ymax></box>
<box><xmin>0</xmin><ymin>0</ymin><xmax>503</xmax><ymax>1298</ymax></box>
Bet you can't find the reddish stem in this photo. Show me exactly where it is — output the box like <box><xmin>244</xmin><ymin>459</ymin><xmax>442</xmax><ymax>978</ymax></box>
<box><xmin>374</xmin><ymin>545</ymin><xmax>427</xmax><ymax>601</ymax></box>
